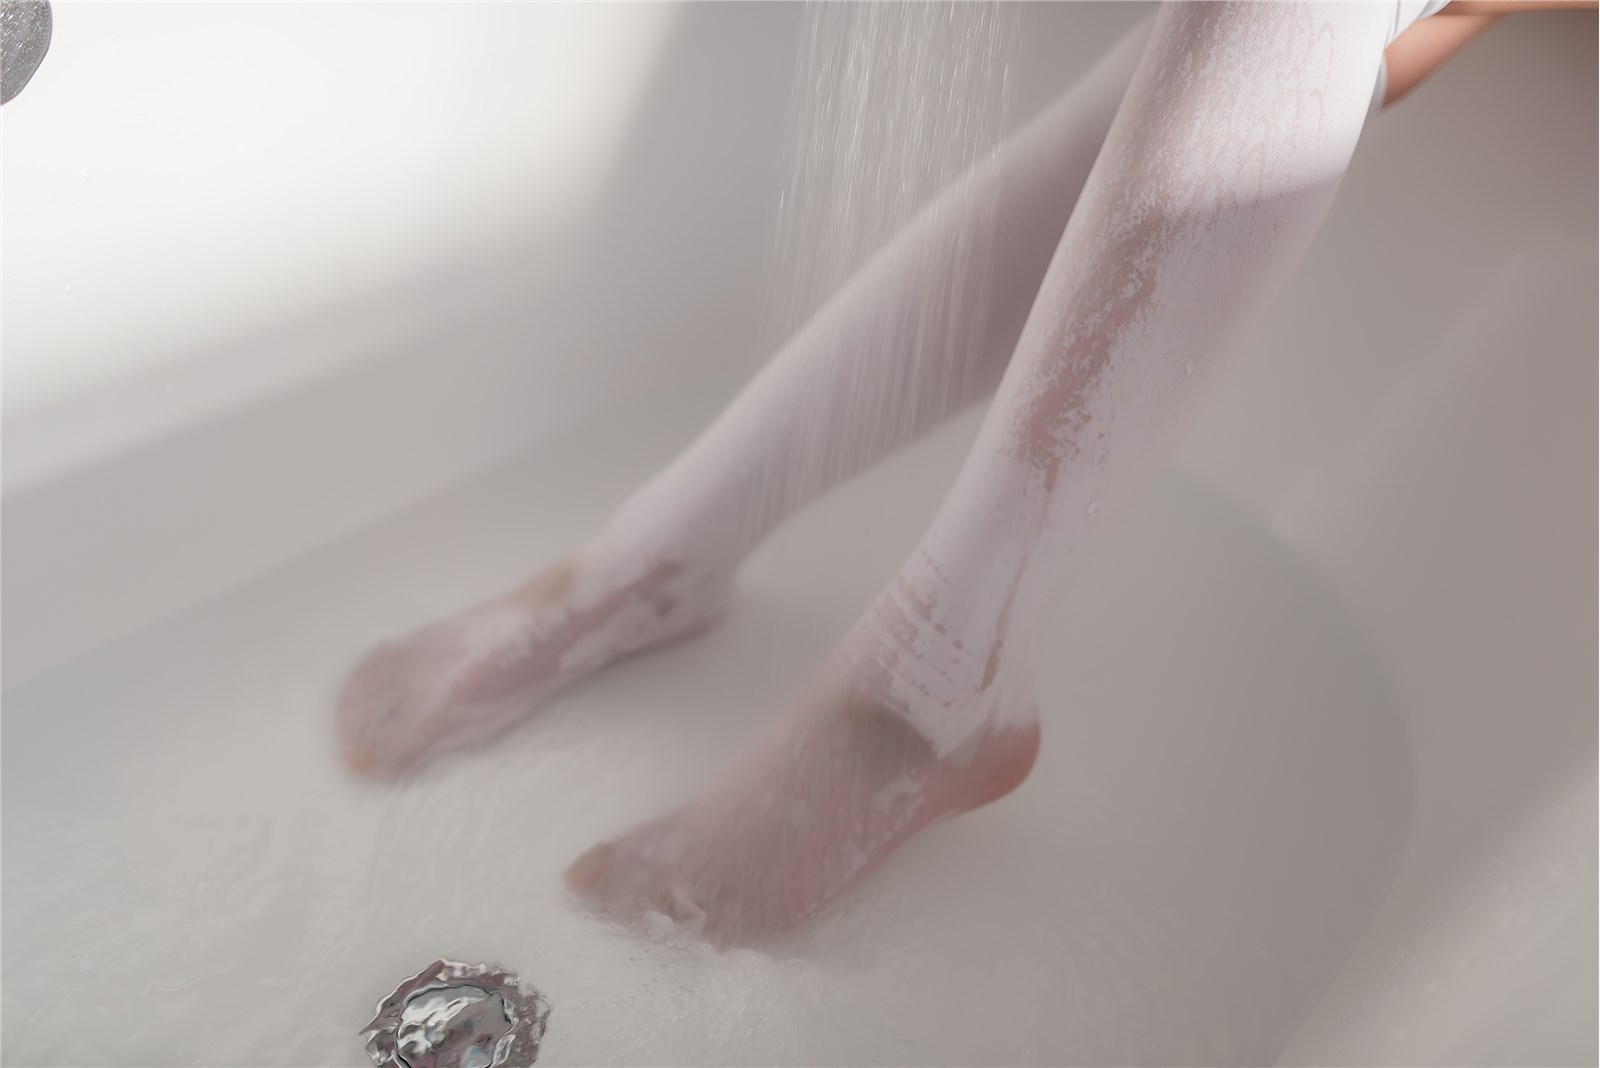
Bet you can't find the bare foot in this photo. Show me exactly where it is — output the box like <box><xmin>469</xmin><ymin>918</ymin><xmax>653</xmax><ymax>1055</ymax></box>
<box><xmin>337</xmin><ymin>552</ymin><xmax>728</xmax><ymax>777</ymax></box>
<box><xmin>565</xmin><ymin>645</ymin><xmax>1039</xmax><ymax>946</ymax></box>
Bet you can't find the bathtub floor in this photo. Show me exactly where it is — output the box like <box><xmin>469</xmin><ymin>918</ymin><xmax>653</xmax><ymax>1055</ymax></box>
<box><xmin>2</xmin><ymin>386</ymin><xmax>1414</xmax><ymax>1066</ymax></box>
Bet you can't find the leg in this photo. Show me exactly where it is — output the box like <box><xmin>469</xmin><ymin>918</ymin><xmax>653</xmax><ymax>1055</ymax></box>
<box><xmin>569</xmin><ymin>1</ymin><xmax>1391</xmax><ymax>946</ymax></box>
<box><xmin>1380</xmin><ymin>10</ymin><xmax>1500</xmax><ymax>108</ymax></box>
<box><xmin>336</xmin><ymin>18</ymin><xmax>1154</xmax><ymax>776</ymax></box>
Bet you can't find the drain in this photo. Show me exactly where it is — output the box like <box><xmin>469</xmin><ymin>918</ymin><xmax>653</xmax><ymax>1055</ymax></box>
<box><xmin>361</xmin><ymin>959</ymin><xmax>551</xmax><ymax>1068</ymax></box>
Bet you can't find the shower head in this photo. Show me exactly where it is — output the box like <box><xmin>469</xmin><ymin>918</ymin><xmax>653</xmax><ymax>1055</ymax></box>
<box><xmin>1</xmin><ymin>0</ymin><xmax>52</xmax><ymax>105</ymax></box>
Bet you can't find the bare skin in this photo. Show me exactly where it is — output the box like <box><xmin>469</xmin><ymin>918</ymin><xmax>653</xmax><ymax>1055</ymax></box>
<box><xmin>338</xmin><ymin>2</ymin><xmax>1584</xmax><ymax>943</ymax></box>
<box><xmin>1380</xmin><ymin>0</ymin><xmax>1595</xmax><ymax>106</ymax></box>
<box><xmin>334</xmin><ymin>5</ymin><xmax>1537</xmax><ymax>780</ymax></box>
<box><xmin>336</xmin><ymin>18</ymin><xmax>1156</xmax><ymax>777</ymax></box>
<box><xmin>567</xmin><ymin>627</ymin><xmax>1041</xmax><ymax>946</ymax></box>
<box><xmin>337</xmin><ymin>554</ymin><xmax>728</xmax><ymax>776</ymax></box>
<box><xmin>1383</xmin><ymin>11</ymin><xmax>1503</xmax><ymax>106</ymax></box>
<box><xmin>569</xmin><ymin>0</ymin><xmax>1395</xmax><ymax>942</ymax></box>
<box><xmin>1439</xmin><ymin>0</ymin><xmax>1593</xmax><ymax>13</ymax></box>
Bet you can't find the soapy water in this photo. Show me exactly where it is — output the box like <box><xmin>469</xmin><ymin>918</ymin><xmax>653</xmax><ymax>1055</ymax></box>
<box><xmin>0</xmin><ymin>438</ymin><xmax>1411</xmax><ymax>1064</ymax></box>
<box><xmin>0</xmin><ymin>5</ymin><xmax>1416</xmax><ymax>1064</ymax></box>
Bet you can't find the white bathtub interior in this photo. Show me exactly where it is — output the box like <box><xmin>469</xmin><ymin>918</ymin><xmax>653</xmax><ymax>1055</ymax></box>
<box><xmin>2</xmin><ymin>4</ymin><xmax>1595</xmax><ymax>1065</ymax></box>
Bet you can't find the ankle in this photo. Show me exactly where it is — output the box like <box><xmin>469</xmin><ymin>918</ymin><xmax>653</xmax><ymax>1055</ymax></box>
<box><xmin>511</xmin><ymin>554</ymin><xmax>581</xmax><ymax>608</ymax></box>
<box><xmin>837</xmin><ymin>597</ymin><xmax>1039</xmax><ymax>768</ymax></box>
<box><xmin>824</xmin><ymin>665</ymin><xmax>1041</xmax><ymax>816</ymax></box>
<box><xmin>584</xmin><ymin>502</ymin><xmax>738</xmax><ymax>592</ymax></box>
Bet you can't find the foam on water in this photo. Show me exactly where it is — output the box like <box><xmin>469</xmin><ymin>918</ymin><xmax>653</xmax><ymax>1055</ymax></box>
<box><xmin>1</xmin><ymin>8</ymin><xmax>1414</xmax><ymax>1063</ymax></box>
<box><xmin>1</xmin><ymin>393</ymin><xmax>1411</xmax><ymax>1063</ymax></box>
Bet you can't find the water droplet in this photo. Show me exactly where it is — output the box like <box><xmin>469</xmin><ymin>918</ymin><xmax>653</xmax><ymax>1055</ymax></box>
<box><xmin>1184</xmin><ymin>360</ymin><xmax>1195</xmax><ymax>379</ymax></box>
<box><xmin>235</xmin><ymin>143</ymin><xmax>245</xmax><ymax>153</ymax></box>
<box><xmin>80</xmin><ymin>169</ymin><xmax>89</xmax><ymax>179</ymax></box>
<box><xmin>63</xmin><ymin>283</ymin><xmax>72</xmax><ymax>293</ymax></box>
<box><xmin>1085</xmin><ymin>499</ymin><xmax>1100</xmax><ymax>518</ymax></box>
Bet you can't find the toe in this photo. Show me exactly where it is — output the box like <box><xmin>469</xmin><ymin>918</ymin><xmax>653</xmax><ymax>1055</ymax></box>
<box><xmin>565</xmin><ymin>840</ymin><xmax>622</xmax><ymax>896</ymax></box>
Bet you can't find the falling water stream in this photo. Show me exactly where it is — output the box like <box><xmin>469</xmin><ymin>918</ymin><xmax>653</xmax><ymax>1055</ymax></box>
<box><xmin>732</xmin><ymin>0</ymin><xmax>1021</xmax><ymax>573</ymax></box>
<box><xmin>774</xmin><ymin>1</ymin><xmax>1017</xmax><ymax>341</ymax></box>
<box><xmin>0</xmin><ymin>5</ymin><xmax>1421</xmax><ymax>1066</ymax></box>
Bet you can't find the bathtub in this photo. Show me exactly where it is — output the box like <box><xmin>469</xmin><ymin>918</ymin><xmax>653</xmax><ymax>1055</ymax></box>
<box><xmin>3</xmin><ymin>4</ymin><xmax>1594</xmax><ymax>1064</ymax></box>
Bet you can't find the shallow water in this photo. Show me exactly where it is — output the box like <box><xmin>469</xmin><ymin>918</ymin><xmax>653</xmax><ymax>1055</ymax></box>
<box><xmin>2</xmin><ymin>391</ymin><xmax>1411</xmax><ymax>1066</ymax></box>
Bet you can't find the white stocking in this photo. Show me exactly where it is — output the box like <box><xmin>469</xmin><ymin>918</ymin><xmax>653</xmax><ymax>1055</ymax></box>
<box><xmin>859</xmin><ymin>1</ymin><xmax>1392</xmax><ymax>755</ymax></box>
